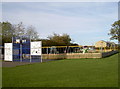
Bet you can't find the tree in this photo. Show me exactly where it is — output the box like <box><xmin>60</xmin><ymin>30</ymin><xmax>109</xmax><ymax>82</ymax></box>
<box><xmin>40</xmin><ymin>39</ymin><xmax>56</xmax><ymax>46</ymax></box>
<box><xmin>1</xmin><ymin>22</ymin><xmax>14</xmax><ymax>44</ymax></box>
<box><xmin>108</xmin><ymin>20</ymin><xmax>120</xmax><ymax>42</ymax></box>
<box><xmin>26</xmin><ymin>25</ymin><xmax>39</xmax><ymax>40</ymax></box>
<box><xmin>1</xmin><ymin>21</ymin><xmax>40</xmax><ymax>45</ymax></box>
<box><xmin>1</xmin><ymin>22</ymin><xmax>26</xmax><ymax>44</ymax></box>
<box><xmin>13</xmin><ymin>22</ymin><xmax>25</xmax><ymax>36</ymax></box>
<box><xmin>47</xmin><ymin>33</ymin><xmax>72</xmax><ymax>46</ymax></box>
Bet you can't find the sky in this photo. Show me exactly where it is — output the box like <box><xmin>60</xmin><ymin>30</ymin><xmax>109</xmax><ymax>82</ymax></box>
<box><xmin>1</xmin><ymin>2</ymin><xmax>118</xmax><ymax>45</ymax></box>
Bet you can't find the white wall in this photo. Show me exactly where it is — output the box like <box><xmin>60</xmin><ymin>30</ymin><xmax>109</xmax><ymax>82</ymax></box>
<box><xmin>31</xmin><ymin>41</ymin><xmax>42</xmax><ymax>55</ymax></box>
<box><xmin>4</xmin><ymin>43</ymin><xmax>13</xmax><ymax>61</ymax></box>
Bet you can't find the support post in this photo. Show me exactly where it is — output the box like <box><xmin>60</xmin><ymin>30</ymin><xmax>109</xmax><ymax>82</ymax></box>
<box><xmin>12</xmin><ymin>37</ymin><xmax>13</xmax><ymax>62</ymax></box>
<box><xmin>20</xmin><ymin>40</ymin><xmax>22</xmax><ymax>62</ymax></box>
<box><xmin>30</xmin><ymin>36</ymin><xmax>31</xmax><ymax>63</ymax></box>
<box><xmin>47</xmin><ymin>48</ymin><xmax>48</xmax><ymax>54</ymax></box>
<box><xmin>41</xmin><ymin>41</ymin><xmax>42</xmax><ymax>63</ymax></box>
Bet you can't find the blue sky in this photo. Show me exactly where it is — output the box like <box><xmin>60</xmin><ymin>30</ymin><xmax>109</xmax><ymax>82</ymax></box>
<box><xmin>2</xmin><ymin>2</ymin><xmax>118</xmax><ymax>45</ymax></box>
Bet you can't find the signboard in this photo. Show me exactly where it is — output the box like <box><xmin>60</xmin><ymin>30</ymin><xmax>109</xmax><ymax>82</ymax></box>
<box><xmin>31</xmin><ymin>41</ymin><xmax>42</xmax><ymax>55</ymax></box>
<box><xmin>4</xmin><ymin>43</ymin><xmax>13</xmax><ymax>61</ymax></box>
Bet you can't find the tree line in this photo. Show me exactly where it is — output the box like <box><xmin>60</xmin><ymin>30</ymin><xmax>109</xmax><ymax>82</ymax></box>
<box><xmin>0</xmin><ymin>22</ymin><xmax>78</xmax><ymax>46</ymax></box>
<box><xmin>1</xmin><ymin>20</ymin><xmax>120</xmax><ymax>47</ymax></box>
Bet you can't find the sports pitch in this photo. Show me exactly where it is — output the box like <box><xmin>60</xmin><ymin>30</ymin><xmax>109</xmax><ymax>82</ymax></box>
<box><xmin>2</xmin><ymin>53</ymin><xmax>118</xmax><ymax>87</ymax></box>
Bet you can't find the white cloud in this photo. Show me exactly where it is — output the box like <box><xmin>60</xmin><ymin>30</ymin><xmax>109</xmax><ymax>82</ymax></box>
<box><xmin>2</xmin><ymin>2</ymin><xmax>118</xmax><ymax>45</ymax></box>
<box><xmin>3</xmin><ymin>11</ymin><xmax>101</xmax><ymax>33</ymax></box>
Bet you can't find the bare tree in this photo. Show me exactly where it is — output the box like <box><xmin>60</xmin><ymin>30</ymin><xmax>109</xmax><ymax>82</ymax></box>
<box><xmin>13</xmin><ymin>22</ymin><xmax>25</xmax><ymax>36</ymax></box>
<box><xmin>26</xmin><ymin>25</ymin><xmax>39</xmax><ymax>40</ymax></box>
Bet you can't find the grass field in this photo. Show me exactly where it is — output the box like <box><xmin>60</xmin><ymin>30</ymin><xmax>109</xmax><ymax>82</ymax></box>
<box><xmin>2</xmin><ymin>53</ymin><xmax>118</xmax><ymax>87</ymax></box>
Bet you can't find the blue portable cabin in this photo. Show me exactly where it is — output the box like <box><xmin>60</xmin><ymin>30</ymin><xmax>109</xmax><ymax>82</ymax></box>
<box><xmin>12</xmin><ymin>36</ymin><xmax>41</xmax><ymax>62</ymax></box>
<box><xmin>13</xmin><ymin>36</ymin><xmax>31</xmax><ymax>62</ymax></box>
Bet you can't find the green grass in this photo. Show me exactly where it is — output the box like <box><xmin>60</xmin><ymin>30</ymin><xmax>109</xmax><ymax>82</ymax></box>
<box><xmin>0</xmin><ymin>65</ymin><xmax>2</xmax><ymax>88</ymax></box>
<box><xmin>2</xmin><ymin>53</ymin><xmax>118</xmax><ymax>87</ymax></box>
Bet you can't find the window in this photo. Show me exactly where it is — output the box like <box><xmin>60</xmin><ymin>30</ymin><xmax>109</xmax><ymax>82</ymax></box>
<box><xmin>22</xmin><ymin>40</ymin><xmax>26</xmax><ymax>43</ymax></box>
<box><xmin>15</xmin><ymin>39</ymin><xmax>20</xmax><ymax>43</ymax></box>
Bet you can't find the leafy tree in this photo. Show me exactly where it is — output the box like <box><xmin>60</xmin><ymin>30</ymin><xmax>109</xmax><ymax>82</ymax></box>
<box><xmin>108</xmin><ymin>20</ymin><xmax>120</xmax><ymax>42</ymax></box>
<box><xmin>40</xmin><ymin>39</ymin><xmax>56</xmax><ymax>46</ymax></box>
<box><xmin>26</xmin><ymin>25</ymin><xmax>39</xmax><ymax>40</ymax></box>
<box><xmin>47</xmin><ymin>33</ymin><xmax>72</xmax><ymax>46</ymax></box>
<box><xmin>1</xmin><ymin>22</ymin><xmax>14</xmax><ymax>44</ymax></box>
